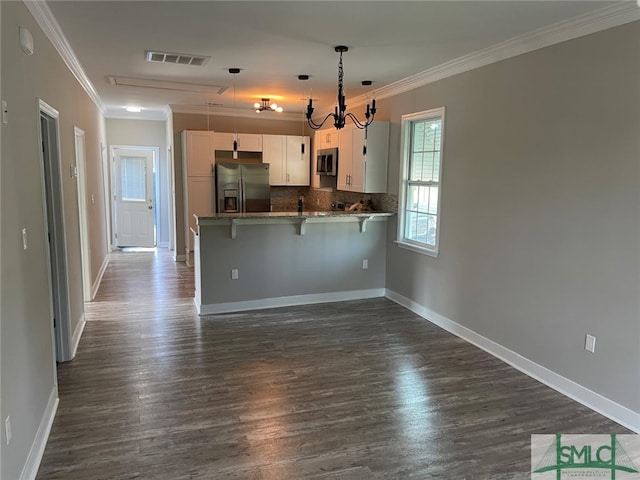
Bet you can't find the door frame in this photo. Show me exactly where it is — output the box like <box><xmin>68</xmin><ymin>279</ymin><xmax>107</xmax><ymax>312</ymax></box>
<box><xmin>74</xmin><ymin>127</ymin><xmax>92</xmax><ymax>301</ymax></box>
<box><xmin>38</xmin><ymin>98</ymin><xmax>73</xmax><ymax>363</ymax></box>
<box><xmin>101</xmin><ymin>142</ymin><xmax>114</xmax><ymax>251</ymax></box>
<box><xmin>109</xmin><ymin>145</ymin><xmax>160</xmax><ymax>247</ymax></box>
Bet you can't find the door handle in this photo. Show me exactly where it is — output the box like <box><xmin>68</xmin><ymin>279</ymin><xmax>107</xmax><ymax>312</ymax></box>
<box><xmin>148</xmin><ymin>205</ymin><xmax>153</xmax><ymax>210</ymax></box>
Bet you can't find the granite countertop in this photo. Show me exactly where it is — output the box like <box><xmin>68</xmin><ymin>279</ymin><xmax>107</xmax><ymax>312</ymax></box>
<box><xmin>196</xmin><ymin>210</ymin><xmax>394</xmax><ymax>222</ymax></box>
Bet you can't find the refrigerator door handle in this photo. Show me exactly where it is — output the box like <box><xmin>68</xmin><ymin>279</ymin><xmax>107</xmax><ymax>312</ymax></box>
<box><xmin>241</xmin><ymin>177</ymin><xmax>246</xmax><ymax>213</ymax></box>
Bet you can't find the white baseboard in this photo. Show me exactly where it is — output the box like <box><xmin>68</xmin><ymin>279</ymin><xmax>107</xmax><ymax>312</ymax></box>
<box><xmin>158</xmin><ymin>241</ymin><xmax>170</xmax><ymax>248</ymax></box>
<box><xmin>193</xmin><ymin>295</ymin><xmax>201</xmax><ymax>313</ymax></box>
<box><xmin>71</xmin><ymin>313</ymin><xmax>86</xmax><ymax>358</ymax></box>
<box><xmin>385</xmin><ymin>289</ymin><xmax>640</xmax><ymax>434</ymax></box>
<box><xmin>174</xmin><ymin>253</ymin><xmax>186</xmax><ymax>262</ymax></box>
<box><xmin>19</xmin><ymin>387</ymin><xmax>59</xmax><ymax>480</ymax></box>
<box><xmin>199</xmin><ymin>288</ymin><xmax>386</xmax><ymax>315</ymax></box>
<box><xmin>90</xmin><ymin>255</ymin><xmax>109</xmax><ymax>300</ymax></box>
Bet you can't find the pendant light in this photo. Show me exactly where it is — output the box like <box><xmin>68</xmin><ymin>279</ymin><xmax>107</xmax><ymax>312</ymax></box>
<box><xmin>229</xmin><ymin>68</ymin><xmax>240</xmax><ymax>159</ymax></box>
<box><xmin>298</xmin><ymin>75</ymin><xmax>309</xmax><ymax>155</ymax></box>
<box><xmin>305</xmin><ymin>46</ymin><xmax>376</xmax><ymax>131</ymax></box>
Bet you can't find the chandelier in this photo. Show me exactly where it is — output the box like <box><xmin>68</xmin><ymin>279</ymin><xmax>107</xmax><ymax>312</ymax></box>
<box><xmin>254</xmin><ymin>98</ymin><xmax>283</xmax><ymax>113</ymax></box>
<box><xmin>304</xmin><ymin>46</ymin><xmax>376</xmax><ymax>131</ymax></box>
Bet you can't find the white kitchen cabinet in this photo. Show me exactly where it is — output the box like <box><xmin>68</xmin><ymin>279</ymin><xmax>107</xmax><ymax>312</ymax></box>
<box><xmin>286</xmin><ymin>135</ymin><xmax>310</xmax><ymax>185</ymax></box>
<box><xmin>337</xmin><ymin>127</ymin><xmax>353</xmax><ymax>191</ymax></box>
<box><xmin>264</xmin><ymin>134</ymin><xmax>310</xmax><ymax>186</ymax></box>
<box><xmin>263</xmin><ymin>134</ymin><xmax>286</xmax><ymax>184</ymax></box>
<box><xmin>213</xmin><ymin>132</ymin><xmax>263</xmax><ymax>152</ymax></box>
<box><xmin>183</xmin><ymin>130</ymin><xmax>215</xmax><ymax>177</ymax></box>
<box><xmin>315</xmin><ymin>127</ymin><xmax>339</xmax><ymax>150</ymax></box>
<box><xmin>182</xmin><ymin>130</ymin><xmax>216</xmax><ymax>257</ymax></box>
<box><xmin>311</xmin><ymin>135</ymin><xmax>321</xmax><ymax>188</ymax></box>
<box><xmin>186</xmin><ymin>176</ymin><xmax>215</xmax><ymax>233</ymax></box>
<box><xmin>337</xmin><ymin>121</ymin><xmax>389</xmax><ymax>193</ymax></box>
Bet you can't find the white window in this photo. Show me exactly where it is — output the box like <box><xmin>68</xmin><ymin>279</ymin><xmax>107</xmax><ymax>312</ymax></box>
<box><xmin>120</xmin><ymin>156</ymin><xmax>147</xmax><ymax>202</ymax></box>
<box><xmin>397</xmin><ymin>107</ymin><xmax>445</xmax><ymax>256</ymax></box>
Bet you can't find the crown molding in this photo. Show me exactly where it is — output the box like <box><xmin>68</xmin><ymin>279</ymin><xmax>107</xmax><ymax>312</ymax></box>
<box><xmin>328</xmin><ymin>2</ymin><xmax>640</xmax><ymax>114</ymax></box>
<box><xmin>24</xmin><ymin>0</ymin><xmax>106</xmax><ymax>113</ymax></box>
<box><xmin>170</xmin><ymin>104</ymin><xmax>304</xmax><ymax>122</ymax></box>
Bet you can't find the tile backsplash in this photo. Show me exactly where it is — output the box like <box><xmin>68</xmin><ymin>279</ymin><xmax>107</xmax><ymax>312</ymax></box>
<box><xmin>271</xmin><ymin>186</ymin><xmax>397</xmax><ymax>213</ymax></box>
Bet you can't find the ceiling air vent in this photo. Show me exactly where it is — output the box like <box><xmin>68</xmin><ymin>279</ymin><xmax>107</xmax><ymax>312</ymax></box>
<box><xmin>145</xmin><ymin>50</ymin><xmax>210</xmax><ymax>67</ymax></box>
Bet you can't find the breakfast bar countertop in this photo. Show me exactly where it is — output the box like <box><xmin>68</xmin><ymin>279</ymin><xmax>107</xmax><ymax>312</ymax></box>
<box><xmin>194</xmin><ymin>211</ymin><xmax>394</xmax><ymax>237</ymax></box>
<box><xmin>195</xmin><ymin>210</ymin><xmax>394</xmax><ymax>224</ymax></box>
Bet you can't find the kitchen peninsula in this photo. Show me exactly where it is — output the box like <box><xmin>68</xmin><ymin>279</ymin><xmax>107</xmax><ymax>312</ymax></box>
<box><xmin>193</xmin><ymin>211</ymin><xmax>393</xmax><ymax>314</ymax></box>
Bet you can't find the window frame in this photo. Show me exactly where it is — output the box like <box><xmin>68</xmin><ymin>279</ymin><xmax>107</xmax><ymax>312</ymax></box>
<box><xmin>396</xmin><ymin>107</ymin><xmax>445</xmax><ymax>257</ymax></box>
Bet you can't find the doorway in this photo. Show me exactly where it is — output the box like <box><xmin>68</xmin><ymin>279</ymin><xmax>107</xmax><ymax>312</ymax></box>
<box><xmin>39</xmin><ymin>99</ymin><xmax>73</xmax><ymax>362</ymax></box>
<box><xmin>111</xmin><ymin>146</ymin><xmax>158</xmax><ymax>248</ymax></box>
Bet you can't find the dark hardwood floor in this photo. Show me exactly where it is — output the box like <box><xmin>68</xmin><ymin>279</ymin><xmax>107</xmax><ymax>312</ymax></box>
<box><xmin>36</xmin><ymin>249</ymin><xmax>629</xmax><ymax>479</ymax></box>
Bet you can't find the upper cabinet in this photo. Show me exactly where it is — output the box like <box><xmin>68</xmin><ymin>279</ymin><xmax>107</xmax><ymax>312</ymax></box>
<box><xmin>337</xmin><ymin>121</ymin><xmax>389</xmax><ymax>193</ymax></box>
<box><xmin>315</xmin><ymin>128</ymin><xmax>339</xmax><ymax>150</ymax></box>
<box><xmin>213</xmin><ymin>132</ymin><xmax>263</xmax><ymax>152</ymax></box>
<box><xmin>264</xmin><ymin>134</ymin><xmax>310</xmax><ymax>186</ymax></box>
<box><xmin>183</xmin><ymin>130</ymin><xmax>215</xmax><ymax>177</ymax></box>
<box><xmin>263</xmin><ymin>134</ymin><xmax>286</xmax><ymax>184</ymax></box>
<box><xmin>286</xmin><ymin>136</ymin><xmax>310</xmax><ymax>185</ymax></box>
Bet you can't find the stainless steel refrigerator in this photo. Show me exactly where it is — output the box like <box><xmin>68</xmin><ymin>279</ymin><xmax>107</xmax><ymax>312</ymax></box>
<box><xmin>216</xmin><ymin>163</ymin><xmax>271</xmax><ymax>213</ymax></box>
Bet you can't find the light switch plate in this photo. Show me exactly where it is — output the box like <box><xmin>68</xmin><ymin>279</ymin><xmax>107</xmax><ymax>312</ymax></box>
<box><xmin>2</xmin><ymin>100</ymin><xmax>8</xmax><ymax>124</ymax></box>
<box><xmin>5</xmin><ymin>417</ymin><xmax>11</xmax><ymax>446</ymax></box>
<box><xmin>585</xmin><ymin>334</ymin><xmax>596</xmax><ymax>353</ymax></box>
<box><xmin>22</xmin><ymin>228</ymin><xmax>28</xmax><ymax>250</ymax></box>
<box><xmin>231</xmin><ymin>269</ymin><xmax>239</xmax><ymax>280</ymax></box>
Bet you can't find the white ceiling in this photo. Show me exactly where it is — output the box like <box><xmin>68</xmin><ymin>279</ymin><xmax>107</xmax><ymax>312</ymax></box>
<box><xmin>44</xmin><ymin>1</ymin><xmax>623</xmax><ymax>120</ymax></box>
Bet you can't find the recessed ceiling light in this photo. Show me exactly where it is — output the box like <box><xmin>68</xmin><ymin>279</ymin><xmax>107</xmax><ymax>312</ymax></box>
<box><xmin>126</xmin><ymin>106</ymin><xmax>141</xmax><ymax>113</ymax></box>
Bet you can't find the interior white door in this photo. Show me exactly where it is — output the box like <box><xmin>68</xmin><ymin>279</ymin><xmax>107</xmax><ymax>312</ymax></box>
<box><xmin>115</xmin><ymin>149</ymin><xmax>155</xmax><ymax>247</ymax></box>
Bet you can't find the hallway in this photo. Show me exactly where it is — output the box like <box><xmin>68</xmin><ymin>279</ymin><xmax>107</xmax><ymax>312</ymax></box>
<box><xmin>36</xmin><ymin>249</ymin><xmax>629</xmax><ymax>479</ymax></box>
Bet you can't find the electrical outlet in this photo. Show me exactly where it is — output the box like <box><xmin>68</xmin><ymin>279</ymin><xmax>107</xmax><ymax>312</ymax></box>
<box><xmin>2</xmin><ymin>99</ymin><xmax>8</xmax><ymax>124</ymax></box>
<box><xmin>362</xmin><ymin>259</ymin><xmax>368</xmax><ymax>270</ymax></box>
<box><xmin>585</xmin><ymin>334</ymin><xmax>596</xmax><ymax>353</ymax></box>
<box><xmin>5</xmin><ymin>416</ymin><xmax>11</xmax><ymax>445</ymax></box>
<box><xmin>231</xmin><ymin>269</ymin><xmax>239</xmax><ymax>280</ymax></box>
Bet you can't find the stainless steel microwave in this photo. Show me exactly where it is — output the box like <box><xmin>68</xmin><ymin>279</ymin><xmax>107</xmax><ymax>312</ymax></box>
<box><xmin>316</xmin><ymin>148</ymin><xmax>338</xmax><ymax>176</ymax></box>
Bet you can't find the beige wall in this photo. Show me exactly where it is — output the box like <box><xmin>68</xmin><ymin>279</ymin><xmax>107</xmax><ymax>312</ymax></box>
<box><xmin>384</xmin><ymin>22</ymin><xmax>640</xmax><ymax>413</ymax></box>
<box><xmin>1</xmin><ymin>2</ymin><xmax>108</xmax><ymax>479</ymax></box>
<box><xmin>172</xmin><ymin>112</ymin><xmax>309</xmax><ymax>258</ymax></box>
